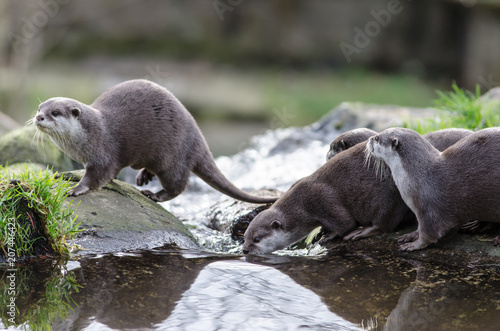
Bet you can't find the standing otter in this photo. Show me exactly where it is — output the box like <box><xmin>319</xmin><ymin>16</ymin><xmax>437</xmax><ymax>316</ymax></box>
<box><xmin>367</xmin><ymin>127</ymin><xmax>500</xmax><ymax>251</ymax></box>
<box><xmin>243</xmin><ymin>141</ymin><xmax>409</xmax><ymax>255</ymax></box>
<box><xmin>33</xmin><ymin>79</ymin><xmax>277</xmax><ymax>204</ymax></box>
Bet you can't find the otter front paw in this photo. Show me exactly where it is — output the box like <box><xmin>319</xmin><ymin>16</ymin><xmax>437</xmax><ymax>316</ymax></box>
<box><xmin>397</xmin><ymin>230</ymin><xmax>418</xmax><ymax>244</ymax></box>
<box><xmin>399</xmin><ymin>240</ymin><xmax>428</xmax><ymax>251</ymax></box>
<box><xmin>319</xmin><ymin>232</ymin><xmax>338</xmax><ymax>245</ymax></box>
<box><xmin>136</xmin><ymin>168</ymin><xmax>155</xmax><ymax>186</ymax></box>
<box><xmin>493</xmin><ymin>236</ymin><xmax>500</xmax><ymax>246</ymax></box>
<box><xmin>68</xmin><ymin>184</ymin><xmax>90</xmax><ymax>197</ymax></box>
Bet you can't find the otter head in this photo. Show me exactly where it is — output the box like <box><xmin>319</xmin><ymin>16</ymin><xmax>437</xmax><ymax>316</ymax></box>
<box><xmin>33</xmin><ymin>97</ymin><xmax>90</xmax><ymax>163</ymax></box>
<box><xmin>34</xmin><ymin>97</ymin><xmax>82</xmax><ymax>136</ymax></box>
<box><xmin>242</xmin><ymin>208</ymin><xmax>314</xmax><ymax>255</ymax></box>
<box><xmin>326</xmin><ymin>139</ymin><xmax>348</xmax><ymax>160</ymax></box>
<box><xmin>367</xmin><ymin>132</ymin><xmax>399</xmax><ymax>163</ymax></box>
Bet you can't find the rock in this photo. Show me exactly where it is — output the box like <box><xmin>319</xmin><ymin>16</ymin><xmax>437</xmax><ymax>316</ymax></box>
<box><xmin>204</xmin><ymin>189</ymin><xmax>282</xmax><ymax>240</ymax></box>
<box><xmin>2</xmin><ymin>162</ymin><xmax>48</xmax><ymax>175</ymax></box>
<box><xmin>61</xmin><ymin>171</ymin><xmax>199</xmax><ymax>254</ymax></box>
<box><xmin>0</xmin><ymin>126</ymin><xmax>81</xmax><ymax>171</ymax></box>
<box><xmin>0</xmin><ymin>111</ymin><xmax>20</xmax><ymax>136</ymax></box>
<box><xmin>313</xmin><ymin>102</ymin><xmax>434</xmax><ymax>134</ymax></box>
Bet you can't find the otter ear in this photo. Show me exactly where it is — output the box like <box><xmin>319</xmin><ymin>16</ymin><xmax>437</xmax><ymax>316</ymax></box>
<box><xmin>71</xmin><ymin>107</ymin><xmax>81</xmax><ymax>118</ymax></box>
<box><xmin>339</xmin><ymin>140</ymin><xmax>346</xmax><ymax>150</ymax></box>
<box><xmin>271</xmin><ymin>220</ymin><xmax>282</xmax><ymax>230</ymax></box>
<box><xmin>391</xmin><ymin>138</ymin><xmax>399</xmax><ymax>150</ymax></box>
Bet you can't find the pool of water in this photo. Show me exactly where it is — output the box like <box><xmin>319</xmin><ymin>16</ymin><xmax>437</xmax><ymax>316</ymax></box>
<box><xmin>1</xmin><ymin>248</ymin><xmax>499</xmax><ymax>330</ymax></box>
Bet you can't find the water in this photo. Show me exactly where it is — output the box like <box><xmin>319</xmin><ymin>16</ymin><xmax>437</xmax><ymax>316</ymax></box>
<box><xmin>2</xmin><ymin>248</ymin><xmax>499</xmax><ymax>330</ymax></box>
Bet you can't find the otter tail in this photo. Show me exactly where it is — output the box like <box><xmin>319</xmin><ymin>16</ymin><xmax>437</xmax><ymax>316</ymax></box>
<box><xmin>192</xmin><ymin>154</ymin><xmax>277</xmax><ymax>204</ymax></box>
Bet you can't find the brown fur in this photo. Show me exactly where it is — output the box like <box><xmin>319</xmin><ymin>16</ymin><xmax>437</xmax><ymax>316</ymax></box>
<box><xmin>368</xmin><ymin>127</ymin><xmax>500</xmax><ymax>251</ymax></box>
<box><xmin>243</xmin><ymin>141</ymin><xmax>408</xmax><ymax>255</ymax></box>
<box><xmin>34</xmin><ymin>79</ymin><xmax>277</xmax><ymax>203</ymax></box>
<box><xmin>326</xmin><ymin>128</ymin><xmax>377</xmax><ymax>160</ymax></box>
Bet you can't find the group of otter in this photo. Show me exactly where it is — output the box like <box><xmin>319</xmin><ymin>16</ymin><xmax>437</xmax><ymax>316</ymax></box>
<box><xmin>34</xmin><ymin>79</ymin><xmax>500</xmax><ymax>255</ymax></box>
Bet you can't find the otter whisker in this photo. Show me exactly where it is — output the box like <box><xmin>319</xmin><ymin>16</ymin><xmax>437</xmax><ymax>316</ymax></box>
<box><xmin>364</xmin><ymin>144</ymin><xmax>389</xmax><ymax>180</ymax></box>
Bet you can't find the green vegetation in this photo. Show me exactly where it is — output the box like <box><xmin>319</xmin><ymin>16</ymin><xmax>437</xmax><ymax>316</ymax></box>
<box><xmin>0</xmin><ymin>166</ymin><xmax>80</xmax><ymax>260</ymax></box>
<box><xmin>407</xmin><ymin>83</ymin><xmax>500</xmax><ymax>134</ymax></box>
<box><xmin>0</xmin><ymin>261</ymin><xmax>81</xmax><ymax>330</ymax></box>
<box><xmin>263</xmin><ymin>69</ymin><xmax>437</xmax><ymax>126</ymax></box>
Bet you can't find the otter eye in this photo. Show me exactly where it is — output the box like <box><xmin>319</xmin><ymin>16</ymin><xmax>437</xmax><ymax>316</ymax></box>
<box><xmin>253</xmin><ymin>237</ymin><xmax>261</xmax><ymax>243</ymax></box>
<box><xmin>52</xmin><ymin>111</ymin><xmax>61</xmax><ymax>117</ymax></box>
<box><xmin>374</xmin><ymin>136</ymin><xmax>380</xmax><ymax>142</ymax></box>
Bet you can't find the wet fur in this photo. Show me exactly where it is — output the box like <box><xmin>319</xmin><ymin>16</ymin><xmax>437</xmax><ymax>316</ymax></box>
<box><xmin>34</xmin><ymin>79</ymin><xmax>277</xmax><ymax>203</ymax></box>
<box><xmin>368</xmin><ymin>127</ymin><xmax>500</xmax><ymax>251</ymax></box>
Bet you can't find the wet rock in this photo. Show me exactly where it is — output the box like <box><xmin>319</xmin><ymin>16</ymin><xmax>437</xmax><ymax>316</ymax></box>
<box><xmin>61</xmin><ymin>171</ymin><xmax>199</xmax><ymax>254</ymax></box>
<box><xmin>0</xmin><ymin>127</ymin><xmax>81</xmax><ymax>171</ymax></box>
<box><xmin>322</xmin><ymin>224</ymin><xmax>500</xmax><ymax>265</ymax></box>
<box><xmin>204</xmin><ymin>189</ymin><xmax>282</xmax><ymax>240</ymax></box>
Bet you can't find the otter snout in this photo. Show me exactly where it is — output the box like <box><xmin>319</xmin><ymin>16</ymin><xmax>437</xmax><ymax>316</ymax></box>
<box><xmin>35</xmin><ymin>114</ymin><xmax>45</xmax><ymax>122</ymax></box>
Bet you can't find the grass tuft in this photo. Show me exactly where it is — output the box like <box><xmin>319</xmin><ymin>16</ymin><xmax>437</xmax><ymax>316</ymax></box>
<box><xmin>407</xmin><ymin>83</ymin><xmax>500</xmax><ymax>134</ymax></box>
<box><xmin>0</xmin><ymin>166</ymin><xmax>80</xmax><ymax>260</ymax></box>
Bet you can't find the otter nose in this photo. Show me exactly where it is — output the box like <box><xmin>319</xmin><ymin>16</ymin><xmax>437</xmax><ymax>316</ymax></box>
<box><xmin>242</xmin><ymin>249</ymin><xmax>249</xmax><ymax>254</ymax></box>
<box><xmin>36</xmin><ymin>115</ymin><xmax>45</xmax><ymax>121</ymax></box>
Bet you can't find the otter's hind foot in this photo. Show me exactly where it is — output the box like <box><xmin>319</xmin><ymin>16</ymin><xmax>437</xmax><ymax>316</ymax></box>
<box><xmin>136</xmin><ymin>168</ymin><xmax>155</xmax><ymax>186</ymax></box>
<box><xmin>141</xmin><ymin>189</ymin><xmax>176</xmax><ymax>202</ymax></box>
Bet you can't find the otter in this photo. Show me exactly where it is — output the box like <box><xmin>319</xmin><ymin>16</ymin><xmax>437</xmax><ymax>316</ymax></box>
<box><xmin>326</xmin><ymin>128</ymin><xmax>377</xmax><ymax>160</ymax></box>
<box><xmin>422</xmin><ymin>128</ymin><xmax>473</xmax><ymax>152</ymax></box>
<box><xmin>367</xmin><ymin>127</ymin><xmax>500</xmax><ymax>251</ymax></box>
<box><xmin>327</xmin><ymin>128</ymin><xmax>472</xmax><ymax>161</ymax></box>
<box><xmin>243</xmin><ymin>141</ymin><xmax>409</xmax><ymax>255</ymax></box>
<box><xmin>33</xmin><ymin>79</ymin><xmax>277</xmax><ymax>204</ymax></box>
<box><xmin>242</xmin><ymin>127</ymin><xmax>476</xmax><ymax>255</ymax></box>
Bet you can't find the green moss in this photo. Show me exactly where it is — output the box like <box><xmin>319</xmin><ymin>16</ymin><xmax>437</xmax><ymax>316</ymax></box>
<box><xmin>0</xmin><ymin>166</ymin><xmax>80</xmax><ymax>260</ymax></box>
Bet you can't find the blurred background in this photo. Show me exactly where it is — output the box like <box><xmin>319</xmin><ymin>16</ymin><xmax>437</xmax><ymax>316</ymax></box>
<box><xmin>0</xmin><ymin>0</ymin><xmax>499</xmax><ymax>155</ymax></box>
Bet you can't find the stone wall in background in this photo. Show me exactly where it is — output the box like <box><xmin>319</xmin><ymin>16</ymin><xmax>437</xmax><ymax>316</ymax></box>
<box><xmin>1</xmin><ymin>0</ymin><xmax>499</xmax><ymax>89</ymax></box>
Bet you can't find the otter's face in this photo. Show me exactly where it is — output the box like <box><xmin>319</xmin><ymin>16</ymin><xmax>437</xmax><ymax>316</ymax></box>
<box><xmin>367</xmin><ymin>132</ymin><xmax>399</xmax><ymax>164</ymax></box>
<box><xmin>326</xmin><ymin>139</ymin><xmax>347</xmax><ymax>161</ymax></box>
<box><xmin>34</xmin><ymin>97</ymin><xmax>82</xmax><ymax>135</ymax></box>
<box><xmin>242</xmin><ymin>208</ymin><xmax>314</xmax><ymax>255</ymax></box>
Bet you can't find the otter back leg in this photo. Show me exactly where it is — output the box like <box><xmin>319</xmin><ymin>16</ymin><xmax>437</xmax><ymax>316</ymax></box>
<box><xmin>141</xmin><ymin>169</ymin><xmax>189</xmax><ymax>202</ymax></box>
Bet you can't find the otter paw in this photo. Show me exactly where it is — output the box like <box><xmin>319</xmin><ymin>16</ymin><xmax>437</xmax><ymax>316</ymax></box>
<box><xmin>68</xmin><ymin>184</ymin><xmax>90</xmax><ymax>197</ymax></box>
<box><xmin>461</xmin><ymin>220</ymin><xmax>481</xmax><ymax>233</ymax></box>
<box><xmin>136</xmin><ymin>169</ymin><xmax>155</xmax><ymax>186</ymax></box>
<box><xmin>493</xmin><ymin>236</ymin><xmax>500</xmax><ymax>246</ymax></box>
<box><xmin>319</xmin><ymin>232</ymin><xmax>338</xmax><ymax>245</ymax></box>
<box><xmin>141</xmin><ymin>190</ymin><xmax>159</xmax><ymax>201</ymax></box>
<box><xmin>398</xmin><ymin>230</ymin><xmax>419</xmax><ymax>244</ymax></box>
<box><xmin>399</xmin><ymin>238</ymin><xmax>429</xmax><ymax>251</ymax></box>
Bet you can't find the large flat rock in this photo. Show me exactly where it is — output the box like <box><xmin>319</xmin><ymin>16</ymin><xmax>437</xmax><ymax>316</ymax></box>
<box><xmin>62</xmin><ymin>171</ymin><xmax>199</xmax><ymax>255</ymax></box>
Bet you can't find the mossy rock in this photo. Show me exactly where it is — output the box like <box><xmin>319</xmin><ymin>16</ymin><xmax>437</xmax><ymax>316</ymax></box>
<box><xmin>0</xmin><ymin>127</ymin><xmax>81</xmax><ymax>171</ymax></box>
<box><xmin>61</xmin><ymin>171</ymin><xmax>199</xmax><ymax>254</ymax></box>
